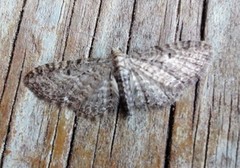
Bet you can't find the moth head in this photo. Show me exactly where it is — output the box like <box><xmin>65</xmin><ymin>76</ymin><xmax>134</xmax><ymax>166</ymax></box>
<box><xmin>111</xmin><ymin>48</ymin><xmax>125</xmax><ymax>58</ymax></box>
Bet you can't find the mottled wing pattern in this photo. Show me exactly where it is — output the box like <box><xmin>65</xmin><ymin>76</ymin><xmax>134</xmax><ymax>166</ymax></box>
<box><xmin>112</xmin><ymin>41</ymin><xmax>212</xmax><ymax>111</ymax></box>
<box><xmin>79</xmin><ymin>74</ymin><xmax>119</xmax><ymax>117</ymax></box>
<box><xmin>24</xmin><ymin>58</ymin><xmax>119</xmax><ymax>116</ymax></box>
<box><xmin>25</xmin><ymin>41</ymin><xmax>212</xmax><ymax>116</ymax></box>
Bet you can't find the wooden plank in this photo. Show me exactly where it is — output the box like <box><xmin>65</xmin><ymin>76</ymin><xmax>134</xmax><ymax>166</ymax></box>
<box><xmin>167</xmin><ymin>0</ymin><xmax>208</xmax><ymax>167</ymax></box>
<box><xmin>0</xmin><ymin>0</ymin><xmax>26</xmax><ymax>162</ymax></box>
<box><xmin>67</xmin><ymin>0</ymin><xmax>137</xmax><ymax>167</ymax></box>
<box><xmin>205</xmin><ymin>0</ymin><xmax>240</xmax><ymax>167</ymax></box>
<box><xmin>103</xmin><ymin>1</ymin><xmax>171</xmax><ymax>167</ymax></box>
<box><xmin>0</xmin><ymin>0</ymin><xmax>239</xmax><ymax>167</ymax></box>
<box><xmin>170</xmin><ymin>0</ymin><xmax>240</xmax><ymax>167</ymax></box>
<box><xmin>1</xmin><ymin>0</ymin><xmax>76</xmax><ymax>167</ymax></box>
<box><xmin>49</xmin><ymin>1</ymin><xmax>103</xmax><ymax>167</ymax></box>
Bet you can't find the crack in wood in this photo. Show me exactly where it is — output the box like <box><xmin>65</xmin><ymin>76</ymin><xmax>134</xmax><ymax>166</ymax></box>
<box><xmin>175</xmin><ymin>0</ymin><xmax>182</xmax><ymax>41</ymax></box>
<box><xmin>203</xmin><ymin>107</ymin><xmax>212</xmax><ymax>168</ymax></box>
<box><xmin>126</xmin><ymin>0</ymin><xmax>137</xmax><ymax>54</ymax></box>
<box><xmin>163</xmin><ymin>1</ymin><xmax>168</xmax><ymax>34</ymax></box>
<box><xmin>62</xmin><ymin>0</ymin><xmax>77</xmax><ymax>61</ymax></box>
<box><xmin>89</xmin><ymin>0</ymin><xmax>104</xmax><ymax>58</ymax></box>
<box><xmin>192</xmin><ymin>79</ymin><xmax>200</xmax><ymax>129</ymax></box>
<box><xmin>91</xmin><ymin>119</ymin><xmax>102</xmax><ymax>168</ymax></box>
<box><xmin>109</xmin><ymin>108</ymin><xmax>119</xmax><ymax>158</ymax></box>
<box><xmin>200</xmin><ymin>0</ymin><xmax>209</xmax><ymax>40</ymax></box>
<box><xmin>66</xmin><ymin>115</ymin><xmax>78</xmax><ymax>168</ymax></box>
<box><xmin>235</xmin><ymin>129</ymin><xmax>240</xmax><ymax>168</ymax></box>
<box><xmin>164</xmin><ymin>104</ymin><xmax>175</xmax><ymax>168</ymax></box>
<box><xmin>0</xmin><ymin>49</ymin><xmax>27</xmax><ymax>167</ymax></box>
<box><xmin>0</xmin><ymin>0</ymin><xmax>27</xmax><ymax>102</ymax></box>
<box><xmin>47</xmin><ymin>109</ymin><xmax>62</xmax><ymax>168</ymax></box>
<box><xmin>191</xmin><ymin>106</ymin><xmax>201</xmax><ymax>168</ymax></box>
<box><xmin>57</xmin><ymin>2</ymin><xmax>66</xmax><ymax>26</ymax></box>
<box><xmin>226</xmin><ymin>94</ymin><xmax>233</xmax><ymax>167</ymax></box>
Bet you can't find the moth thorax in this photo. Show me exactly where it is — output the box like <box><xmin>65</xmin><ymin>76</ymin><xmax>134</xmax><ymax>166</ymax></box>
<box><xmin>111</xmin><ymin>48</ymin><xmax>126</xmax><ymax>67</ymax></box>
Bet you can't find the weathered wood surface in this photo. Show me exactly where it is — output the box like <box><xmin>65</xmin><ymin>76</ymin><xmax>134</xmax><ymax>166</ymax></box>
<box><xmin>0</xmin><ymin>0</ymin><xmax>239</xmax><ymax>167</ymax></box>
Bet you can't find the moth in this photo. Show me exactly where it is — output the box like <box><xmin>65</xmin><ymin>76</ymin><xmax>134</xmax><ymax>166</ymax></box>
<box><xmin>24</xmin><ymin>41</ymin><xmax>212</xmax><ymax>117</ymax></box>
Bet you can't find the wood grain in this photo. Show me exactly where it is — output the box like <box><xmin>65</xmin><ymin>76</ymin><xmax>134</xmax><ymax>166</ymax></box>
<box><xmin>0</xmin><ymin>0</ymin><xmax>239</xmax><ymax>167</ymax></box>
